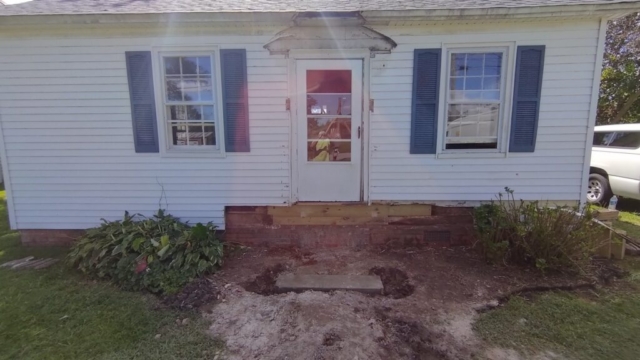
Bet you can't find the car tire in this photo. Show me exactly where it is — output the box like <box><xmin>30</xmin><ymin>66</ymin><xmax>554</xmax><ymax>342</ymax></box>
<box><xmin>587</xmin><ymin>173</ymin><xmax>613</xmax><ymax>205</ymax></box>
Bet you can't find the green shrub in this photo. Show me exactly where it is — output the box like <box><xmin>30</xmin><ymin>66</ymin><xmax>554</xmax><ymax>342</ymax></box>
<box><xmin>474</xmin><ymin>188</ymin><xmax>604</xmax><ymax>273</ymax></box>
<box><xmin>67</xmin><ymin>210</ymin><xmax>223</xmax><ymax>294</ymax></box>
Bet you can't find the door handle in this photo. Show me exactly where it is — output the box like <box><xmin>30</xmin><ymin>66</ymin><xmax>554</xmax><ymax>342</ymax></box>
<box><xmin>357</xmin><ymin>126</ymin><xmax>361</xmax><ymax>139</ymax></box>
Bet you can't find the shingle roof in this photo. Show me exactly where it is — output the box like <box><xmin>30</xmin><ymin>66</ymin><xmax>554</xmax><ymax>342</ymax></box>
<box><xmin>0</xmin><ymin>0</ymin><xmax>638</xmax><ymax>16</ymax></box>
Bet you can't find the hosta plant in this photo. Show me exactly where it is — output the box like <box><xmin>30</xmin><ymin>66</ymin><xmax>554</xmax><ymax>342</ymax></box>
<box><xmin>67</xmin><ymin>210</ymin><xmax>223</xmax><ymax>294</ymax></box>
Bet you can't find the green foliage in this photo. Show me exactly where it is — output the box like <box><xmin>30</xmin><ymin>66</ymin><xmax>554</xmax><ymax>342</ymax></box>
<box><xmin>598</xmin><ymin>12</ymin><xmax>640</xmax><ymax>124</ymax></box>
<box><xmin>474</xmin><ymin>188</ymin><xmax>604</xmax><ymax>273</ymax></box>
<box><xmin>67</xmin><ymin>210</ymin><xmax>223</xmax><ymax>294</ymax></box>
<box><xmin>474</xmin><ymin>291</ymin><xmax>640</xmax><ymax>360</ymax></box>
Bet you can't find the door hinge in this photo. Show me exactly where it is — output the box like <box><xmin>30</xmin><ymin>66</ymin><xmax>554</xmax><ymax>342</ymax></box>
<box><xmin>285</xmin><ymin>98</ymin><xmax>291</xmax><ymax>111</ymax></box>
<box><xmin>369</xmin><ymin>99</ymin><xmax>374</xmax><ymax>113</ymax></box>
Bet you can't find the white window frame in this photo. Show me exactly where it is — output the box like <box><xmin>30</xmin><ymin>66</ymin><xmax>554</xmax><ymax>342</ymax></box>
<box><xmin>152</xmin><ymin>47</ymin><xmax>226</xmax><ymax>157</ymax></box>
<box><xmin>438</xmin><ymin>43</ymin><xmax>516</xmax><ymax>156</ymax></box>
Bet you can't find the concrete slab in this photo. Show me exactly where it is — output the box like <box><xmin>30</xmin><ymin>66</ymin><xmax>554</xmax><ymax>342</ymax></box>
<box><xmin>275</xmin><ymin>274</ymin><xmax>383</xmax><ymax>295</ymax></box>
<box><xmin>1</xmin><ymin>256</ymin><xmax>34</xmax><ymax>268</ymax></box>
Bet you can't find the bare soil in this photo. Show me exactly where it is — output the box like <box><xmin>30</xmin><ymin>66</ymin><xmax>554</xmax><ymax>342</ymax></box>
<box><xmin>203</xmin><ymin>247</ymin><xmax>595</xmax><ymax>360</ymax></box>
<box><xmin>161</xmin><ymin>278</ymin><xmax>220</xmax><ymax>310</ymax></box>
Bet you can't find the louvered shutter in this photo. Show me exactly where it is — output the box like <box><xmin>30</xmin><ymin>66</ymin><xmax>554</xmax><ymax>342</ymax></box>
<box><xmin>509</xmin><ymin>46</ymin><xmax>545</xmax><ymax>153</ymax></box>
<box><xmin>125</xmin><ymin>51</ymin><xmax>159</xmax><ymax>153</ymax></box>
<box><xmin>411</xmin><ymin>49</ymin><xmax>441</xmax><ymax>154</ymax></box>
<box><xmin>221</xmin><ymin>49</ymin><xmax>250</xmax><ymax>152</ymax></box>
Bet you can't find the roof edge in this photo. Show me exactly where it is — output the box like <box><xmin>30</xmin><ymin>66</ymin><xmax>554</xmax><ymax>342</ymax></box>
<box><xmin>0</xmin><ymin>2</ymin><xmax>638</xmax><ymax>24</ymax></box>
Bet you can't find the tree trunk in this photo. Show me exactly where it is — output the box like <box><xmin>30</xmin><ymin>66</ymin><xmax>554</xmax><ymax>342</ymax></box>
<box><xmin>613</xmin><ymin>91</ymin><xmax>640</xmax><ymax>123</ymax></box>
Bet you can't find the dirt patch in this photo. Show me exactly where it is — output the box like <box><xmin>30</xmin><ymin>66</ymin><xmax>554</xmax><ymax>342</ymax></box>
<box><xmin>322</xmin><ymin>331</ymin><xmax>342</xmax><ymax>346</ymax></box>
<box><xmin>206</xmin><ymin>247</ymin><xmax>598</xmax><ymax>359</ymax></box>
<box><xmin>161</xmin><ymin>278</ymin><xmax>219</xmax><ymax>310</ymax></box>
<box><xmin>242</xmin><ymin>263</ymin><xmax>287</xmax><ymax>295</ymax></box>
<box><xmin>369</xmin><ymin>267</ymin><xmax>415</xmax><ymax>299</ymax></box>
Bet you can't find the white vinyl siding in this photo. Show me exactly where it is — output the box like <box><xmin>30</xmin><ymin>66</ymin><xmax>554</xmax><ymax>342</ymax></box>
<box><xmin>0</xmin><ymin>32</ymin><xmax>290</xmax><ymax>229</ymax></box>
<box><xmin>0</xmin><ymin>18</ymin><xmax>601</xmax><ymax>230</ymax></box>
<box><xmin>368</xmin><ymin>19</ymin><xmax>600</xmax><ymax>203</ymax></box>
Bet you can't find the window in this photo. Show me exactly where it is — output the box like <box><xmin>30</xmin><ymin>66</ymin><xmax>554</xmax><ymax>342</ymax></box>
<box><xmin>160</xmin><ymin>54</ymin><xmax>218</xmax><ymax>150</ymax></box>
<box><xmin>595</xmin><ymin>131</ymin><xmax>640</xmax><ymax>149</ymax></box>
<box><xmin>593</xmin><ymin>132</ymin><xmax>615</xmax><ymax>147</ymax></box>
<box><xmin>609</xmin><ymin>132</ymin><xmax>640</xmax><ymax>148</ymax></box>
<box><xmin>445</xmin><ymin>50</ymin><xmax>505</xmax><ymax>150</ymax></box>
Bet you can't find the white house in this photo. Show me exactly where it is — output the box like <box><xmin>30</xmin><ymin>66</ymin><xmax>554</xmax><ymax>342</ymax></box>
<box><xmin>0</xmin><ymin>0</ymin><xmax>638</xmax><ymax>247</ymax></box>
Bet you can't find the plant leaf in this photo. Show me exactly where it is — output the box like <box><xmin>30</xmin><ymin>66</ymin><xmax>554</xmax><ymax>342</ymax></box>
<box><xmin>132</xmin><ymin>237</ymin><xmax>145</xmax><ymax>251</ymax></box>
<box><xmin>160</xmin><ymin>235</ymin><xmax>170</xmax><ymax>248</ymax></box>
<box><xmin>111</xmin><ymin>245</ymin><xmax>124</xmax><ymax>256</ymax></box>
<box><xmin>157</xmin><ymin>245</ymin><xmax>170</xmax><ymax>257</ymax></box>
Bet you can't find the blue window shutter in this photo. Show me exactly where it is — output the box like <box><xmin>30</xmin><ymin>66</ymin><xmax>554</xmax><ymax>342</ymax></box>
<box><xmin>221</xmin><ymin>49</ymin><xmax>250</xmax><ymax>152</ymax></box>
<box><xmin>509</xmin><ymin>46</ymin><xmax>545</xmax><ymax>153</ymax></box>
<box><xmin>125</xmin><ymin>51</ymin><xmax>159</xmax><ymax>153</ymax></box>
<box><xmin>411</xmin><ymin>49</ymin><xmax>441</xmax><ymax>154</ymax></box>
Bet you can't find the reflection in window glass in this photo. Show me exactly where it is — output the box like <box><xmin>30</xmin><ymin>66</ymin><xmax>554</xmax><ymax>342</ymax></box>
<box><xmin>162</xmin><ymin>55</ymin><xmax>216</xmax><ymax>148</ymax></box>
<box><xmin>446</xmin><ymin>51</ymin><xmax>504</xmax><ymax>150</ymax></box>
<box><xmin>306</xmin><ymin>70</ymin><xmax>351</xmax><ymax>93</ymax></box>
<box><xmin>308</xmin><ymin>140</ymin><xmax>351</xmax><ymax>162</ymax></box>
<box><xmin>608</xmin><ymin>132</ymin><xmax>640</xmax><ymax>148</ymax></box>
<box><xmin>307</xmin><ymin>95</ymin><xmax>352</xmax><ymax>115</ymax></box>
<box><xmin>307</xmin><ymin>118</ymin><xmax>351</xmax><ymax>140</ymax></box>
<box><xmin>593</xmin><ymin>132</ymin><xmax>614</xmax><ymax>146</ymax></box>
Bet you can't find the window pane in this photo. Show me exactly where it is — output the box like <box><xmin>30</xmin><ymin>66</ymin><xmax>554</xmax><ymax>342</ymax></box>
<box><xmin>464</xmin><ymin>91</ymin><xmax>482</xmax><ymax>100</ymax></box>
<box><xmin>202</xmin><ymin>105</ymin><xmax>215</xmax><ymax>120</ymax></box>
<box><xmin>166</xmin><ymin>79</ymin><xmax>182</xmax><ymax>101</ymax></box>
<box><xmin>182</xmin><ymin>78</ymin><xmax>199</xmax><ymax>101</ymax></box>
<box><xmin>199</xmin><ymin>78</ymin><xmax>213</xmax><ymax>101</ymax></box>
<box><xmin>483</xmin><ymin>76</ymin><xmax>500</xmax><ymax>90</ymax></box>
<box><xmin>593</xmin><ymin>132</ymin><xmax>611</xmax><ymax>146</ymax></box>
<box><xmin>450</xmin><ymin>90</ymin><xmax>465</xmax><ymax>100</ymax></box>
<box><xmin>451</xmin><ymin>54</ymin><xmax>466</xmax><ymax>76</ymax></box>
<box><xmin>465</xmin><ymin>77</ymin><xmax>482</xmax><ymax>90</ymax></box>
<box><xmin>484</xmin><ymin>54</ymin><xmax>502</xmax><ymax>76</ymax></box>
<box><xmin>168</xmin><ymin>105</ymin><xmax>213</xmax><ymax>121</ymax></box>
<box><xmin>308</xmin><ymin>117</ymin><xmax>351</xmax><ymax>140</ymax></box>
<box><xmin>171</xmin><ymin>122</ymin><xmax>215</xmax><ymax>146</ymax></box>
<box><xmin>164</xmin><ymin>57</ymin><xmax>180</xmax><ymax>75</ymax></box>
<box><xmin>450</xmin><ymin>77</ymin><xmax>464</xmax><ymax>91</ymax></box>
<box><xmin>446</xmin><ymin>103</ymin><xmax>498</xmax><ymax>139</ymax></box>
<box><xmin>608</xmin><ymin>132</ymin><xmax>640</xmax><ymax>148</ymax></box>
<box><xmin>187</xmin><ymin>125</ymin><xmax>204</xmax><ymax>145</ymax></box>
<box><xmin>172</xmin><ymin>124</ymin><xmax>187</xmax><ymax>145</ymax></box>
<box><xmin>308</xmin><ymin>140</ymin><xmax>351</xmax><ymax>162</ymax></box>
<box><xmin>306</xmin><ymin>70</ymin><xmax>351</xmax><ymax>93</ymax></box>
<box><xmin>204</xmin><ymin>124</ymin><xmax>216</xmax><ymax>145</ymax></box>
<box><xmin>197</xmin><ymin>57</ymin><xmax>211</xmax><ymax>74</ymax></box>
<box><xmin>307</xmin><ymin>95</ymin><xmax>352</xmax><ymax>115</ymax></box>
<box><xmin>482</xmin><ymin>91</ymin><xmax>500</xmax><ymax>100</ymax></box>
<box><xmin>181</xmin><ymin>57</ymin><xmax>199</xmax><ymax>75</ymax></box>
<box><xmin>466</xmin><ymin>54</ymin><xmax>484</xmax><ymax>76</ymax></box>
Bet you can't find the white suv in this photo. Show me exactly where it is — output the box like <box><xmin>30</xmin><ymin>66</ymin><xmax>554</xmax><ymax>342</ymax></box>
<box><xmin>588</xmin><ymin>124</ymin><xmax>640</xmax><ymax>204</ymax></box>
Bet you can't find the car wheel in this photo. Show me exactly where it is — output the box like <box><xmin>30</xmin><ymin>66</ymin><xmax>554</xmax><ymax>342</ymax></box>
<box><xmin>587</xmin><ymin>173</ymin><xmax>612</xmax><ymax>204</ymax></box>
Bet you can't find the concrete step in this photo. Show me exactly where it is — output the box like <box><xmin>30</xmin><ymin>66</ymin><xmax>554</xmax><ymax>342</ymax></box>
<box><xmin>275</xmin><ymin>274</ymin><xmax>383</xmax><ymax>295</ymax></box>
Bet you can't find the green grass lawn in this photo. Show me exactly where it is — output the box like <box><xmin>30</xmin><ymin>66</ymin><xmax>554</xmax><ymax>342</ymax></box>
<box><xmin>474</xmin><ymin>199</ymin><xmax>640</xmax><ymax>360</ymax></box>
<box><xmin>0</xmin><ymin>187</ymin><xmax>223</xmax><ymax>360</ymax></box>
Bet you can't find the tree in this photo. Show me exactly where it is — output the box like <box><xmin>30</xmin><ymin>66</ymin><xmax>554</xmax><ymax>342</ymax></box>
<box><xmin>598</xmin><ymin>13</ymin><xmax>640</xmax><ymax>125</ymax></box>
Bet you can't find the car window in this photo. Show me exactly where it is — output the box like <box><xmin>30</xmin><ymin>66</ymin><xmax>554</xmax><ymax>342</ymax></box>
<box><xmin>608</xmin><ymin>131</ymin><xmax>640</xmax><ymax>149</ymax></box>
<box><xmin>593</xmin><ymin>132</ymin><xmax>616</xmax><ymax>146</ymax></box>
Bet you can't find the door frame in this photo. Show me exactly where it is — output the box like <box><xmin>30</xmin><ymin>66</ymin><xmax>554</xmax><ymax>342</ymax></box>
<box><xmin>288</xmin><ymin>49</ymin><xmax>371</xmax><ymax>204</ymax></box>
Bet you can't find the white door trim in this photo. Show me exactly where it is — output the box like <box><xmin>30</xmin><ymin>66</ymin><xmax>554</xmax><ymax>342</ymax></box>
<box><xmin>288</xmin><ymin>50</ymin><xmax>371</xmax><ymax>203</ymax></box>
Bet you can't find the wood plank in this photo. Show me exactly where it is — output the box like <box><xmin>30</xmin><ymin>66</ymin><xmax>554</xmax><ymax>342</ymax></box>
<box><xmin>272</xmin><ymin>216</ymin><xmax>387</xmax><ymax>226</ymax></box>
<box><xmin>268</xmin><ymin>205</ymin><xmax>388</xmax><ymax>218</ymax></box>
<box><xmin>387</xmin><ymin>205</ymin><xmax>432</xmax><ymax>217</ymax></box>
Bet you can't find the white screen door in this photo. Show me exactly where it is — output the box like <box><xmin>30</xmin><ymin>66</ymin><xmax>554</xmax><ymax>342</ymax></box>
<box><xmin>296</xmin><ymin>59</ymin><xmax>363</xmax><ymax>202</ymax></box>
